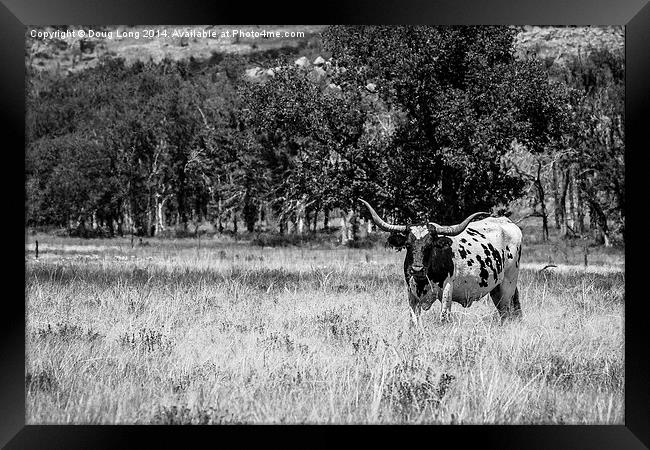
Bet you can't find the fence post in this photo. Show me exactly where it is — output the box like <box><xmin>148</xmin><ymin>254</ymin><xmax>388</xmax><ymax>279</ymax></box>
<box><xmin>35</xmin><ymin>240</ymin><xmax>39</xmax><ymax>259</ymax></box>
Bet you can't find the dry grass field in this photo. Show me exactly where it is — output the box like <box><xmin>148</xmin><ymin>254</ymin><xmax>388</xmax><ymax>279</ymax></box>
<box><xmin>25</xmin><ymin>232</ymin><xmax>624</xmax><ymax>424</ymax></box>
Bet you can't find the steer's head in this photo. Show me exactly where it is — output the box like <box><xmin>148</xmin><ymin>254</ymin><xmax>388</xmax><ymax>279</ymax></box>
<box><xmin>358</xmin><ymin>199</ymin><xmax>489</xmax><ymax>281</ymax></box>
<box><xmin>387</xmin><ymin>224</ymin><xmax>448</xmax><ymax>280</ymax></box>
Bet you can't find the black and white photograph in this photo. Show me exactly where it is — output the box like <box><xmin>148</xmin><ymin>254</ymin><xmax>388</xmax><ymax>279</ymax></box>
<box><xmin>24</xmin><ymin>24</ymin><xmax>626</xmax><ymax>425</ymax></box>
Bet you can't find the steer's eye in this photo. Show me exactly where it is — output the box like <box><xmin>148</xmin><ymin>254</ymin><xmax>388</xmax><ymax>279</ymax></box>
<box><xmin>387</xmin><ymin>233</ymin><xmax>408</xmax><ymax>249</ymax></box>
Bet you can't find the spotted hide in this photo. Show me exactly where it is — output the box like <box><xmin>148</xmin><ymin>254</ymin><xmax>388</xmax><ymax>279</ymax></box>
<box><xmin>359</xmin><ymin>199</ymin><xmax>522</xmax><ymax>327</ymax></box>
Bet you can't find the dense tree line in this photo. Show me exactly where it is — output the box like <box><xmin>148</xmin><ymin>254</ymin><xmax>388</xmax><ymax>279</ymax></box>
<box><xmin>25</xmin><ymin>26</ymin><xmax>624</xmax><ymax>245</ymax></box>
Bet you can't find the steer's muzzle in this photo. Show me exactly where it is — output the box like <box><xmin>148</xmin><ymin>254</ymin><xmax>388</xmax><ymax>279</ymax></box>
<box><xmin>409</xmin><ymin>264</ymin><xmax>425</xmax><ymax>277</ymax></box>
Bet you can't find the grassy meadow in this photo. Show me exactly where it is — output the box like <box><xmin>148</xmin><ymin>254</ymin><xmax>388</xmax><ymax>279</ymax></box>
<box><xmin>25</xmin><ymin>231</ymin><xmax>624</xmax><ymax>424</ymax></box>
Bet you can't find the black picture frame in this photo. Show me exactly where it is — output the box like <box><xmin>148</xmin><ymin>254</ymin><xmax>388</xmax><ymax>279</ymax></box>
<box><xmin>4</xmin><ymin>0</ymin><xmax>648</xmax><ymax>448</ymax></box>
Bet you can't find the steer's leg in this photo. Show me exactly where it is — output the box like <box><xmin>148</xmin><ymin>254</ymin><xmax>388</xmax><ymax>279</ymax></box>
<box><xmin>489</xmin><ymin>285</ymin><xmax>508</xmax><ymax>322</ymax></box>
<box><xmin>439</xmin><ymin>279</ymin><xmax>453</xmax><ymax>323</ymax></box>
<box><xmin>511</xmin><ymin>287</ymin><xmax>522</xmax><ymax>318</ymax></box>
<box><xmin>490</xmin><ymin>283</ymin><xmax>521</xmax><ymax>322</ymax></box>
<box><xmin>408</xmin><ymin>292</ymin><xmax>422</xmax><ymax>330</ymax></box>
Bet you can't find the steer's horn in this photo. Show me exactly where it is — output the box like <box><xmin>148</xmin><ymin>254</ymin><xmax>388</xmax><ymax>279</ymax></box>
<box><xmin>429</xmin><ymin>212</ymin><xmax>491</xmax><ymax>236</ymax></box>
<box><xmin>358</xmin><ymin>198</ymin><xmax>407</xmax><ymax>233</ymax></box>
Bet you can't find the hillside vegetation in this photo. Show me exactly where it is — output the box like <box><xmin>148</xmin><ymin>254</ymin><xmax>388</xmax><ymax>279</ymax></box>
<box><xmin>26</xmin><ymin>26</ymin><xmax>623</xmax><ymax>250</ymax></box>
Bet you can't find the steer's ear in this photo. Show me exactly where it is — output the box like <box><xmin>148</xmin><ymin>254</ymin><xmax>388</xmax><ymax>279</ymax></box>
<box><xmin>387</xmin><ymin>232</ymin><xmax>408</xmax><ymax>249</ymax></box>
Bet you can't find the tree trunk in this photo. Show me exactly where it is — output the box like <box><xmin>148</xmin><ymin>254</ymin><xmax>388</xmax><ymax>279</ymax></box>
<box><xmin>288</xmin><ymin>212</ymin><xmax>295</xmax><ymax>234</ymax></box>
<box><xmin>350</xmin><ymin>210</ymin><xmax>359</xmax><ymax>242</ymax></box>
<box><xmin>340</xmin><ymin>210</ymin><xmax>350</xmax><ymax>243</ymax></box>
<box><xmin>78</xmin><ymin>214</ymin><xmax>88</xmax><ymax>238</ymax></box>
<box><xmin>155</xmin><ymin>196</ymin><xmax>166</xmax><ymax>236</ymax></box>
<box><xmin>589</xmin><ymin>201</ymin><xmax>596</xmax><ymax>232</ymax></box>
<box><xmin>243</xmin><ymin>193</ymin><xmax>256</xmax><ymax>233</ymax></box>
<box><xmin>540</xmin><ymin>205</ymin><xmax>549</xmax><ymax>241</ymax></box>
<box><xmin>258</xmin><ymin>205</ymin><xmax>264</xmax><ymax>231</ymax></box>
<box><xmin>341</xmin><ymin>210</ymin><xmax>358</xmax><ymax>243</ymax></box>
<box><xmin>178</xmin><ymin>194</ymin><xmax>188</xmax><ymax>231</ymax></box>
<box><xmin>124</xmin><ymin>206</ymin><xmax>133</xmax><ymax>237</ymax></box>
<box><xmin>575</xmin><ymin>184</ymin><xmax>585</xmax><ymax>234</ymax></box>
<box><xmin>588</xmin><ymin>200</ymin><xmax>612</xmax><ymax>247</ymax></box>
<box><xmin>232</xmin><ymin>211</ymin><xmax>238</xmax><ymax>235</ymax></box>
<box><xmin>305</xmin><ymin>209</ymin><xmax>311</xmax><ymax>233</ymax></box>
<box><xmin>552</xmin><ymin>162</ymin><xmax>561</xmax><ymax>230</ymax></box>
<box><xmin>534</xmin><ymin>161</ymin><xmax>549</xmax><ymax>241</ymax></box>
<box><xmin>217</xmin><ymin>197</ymin><xmax>224</xmax><ymax>233</ymax></box>
<box><xmin>147</xmin><ymin>205</ymin><xmax>154</xmax><ymax>237</ymax></box>
<box><xmin>603</xmin><ymin>231</ymin><xmax>611</xmax><ymax>247</ymax></box>
<box><xmin>323</xmin><ymin>208</ymin><xmax>329</xmax><ymax>230</ymax></box>
<box><xmin>559</xmin><ymin>168</ymin><xmax>570</xmax><ymax>237</ymax></box>
<box><xmin>568</xmin><ymin>167</ymin><xmax>576</xmax><ymax>234</ymax></box>
<box><xmin>296</xmin><ymin>202</ymin><xmax>305</xmax><ymax>235</ymax></box>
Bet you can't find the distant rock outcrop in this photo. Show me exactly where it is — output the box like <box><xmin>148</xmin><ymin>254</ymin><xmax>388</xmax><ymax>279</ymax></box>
<box><xmin>310</xmin><ymin>66</ymin><xmax>327</xmax><ymax>83</ymax></box>
<box><xmin>26</xmin><ymin>25</ymin><xmax>623</xmax><ymax>80</ymax></box>
<box><xmin>327</xmin><ymin>83</ymin><xmax>342</xmax><ymax>92</ymax></box>
<box><xmin>294</xmin><ymin>56</ymin><xmax>310</xmax><ymax>67</ymax></box>
<box><xmin>513</xmin><ymin>26</ymin><xmax>623</xmax><ymax>65</ymax></box>
<box><xmin>245</xmin><ymin>66</ymin><xmax>263</xmax><ymax>78</ymax></box>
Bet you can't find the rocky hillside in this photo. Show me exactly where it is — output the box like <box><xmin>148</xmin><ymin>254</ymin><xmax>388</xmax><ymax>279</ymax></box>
<box><xmin>513</xmin><ymin>25</ymin><xmax>623</xmax><ymax>62</ymax></box>
<box><xmin>26</xmin><ymin>25</ymin><xmax>325</xmax><ymax>75</ymax></box>
<box><xmin>27</xmin><ymin>25</ymin><xmax>623</xmax><ymax>77</ymax></box>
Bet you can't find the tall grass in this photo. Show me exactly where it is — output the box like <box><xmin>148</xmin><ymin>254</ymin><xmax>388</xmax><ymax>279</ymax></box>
<box><xmin>25</xmin><ymin>234</ymin><xmax>624</xmax><ymax>424</ymax></box>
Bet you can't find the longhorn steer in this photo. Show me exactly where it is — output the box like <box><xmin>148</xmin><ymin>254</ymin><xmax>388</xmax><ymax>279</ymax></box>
<box><xmin>359</xmin><ymin>199</ymin><xmax>523</xmax><ymax>327</ymax></box>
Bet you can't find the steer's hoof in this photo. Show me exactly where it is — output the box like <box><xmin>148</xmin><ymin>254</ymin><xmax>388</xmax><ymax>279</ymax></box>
<box><xmin>421</xmin><ymin>300</ymin><xmax>434</xmax><ymax>311</ymax></box>
<box><xmin>500</xmin><ymin>311</ymin><xmax>523</xmax><ymax>324</ymax></box>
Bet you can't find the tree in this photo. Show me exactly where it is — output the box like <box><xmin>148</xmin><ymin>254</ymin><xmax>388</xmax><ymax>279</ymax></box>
<box><xmin>322</xmin><ymin>26</ymin><xmax>572</xmax><ymax>226</ymax></box>
<box><xmin>241</xmin><ymin>63</ymin><xmax>370</xmax><ymax>239</ymax></box>
<box><xmin>545</xmin><ymin>47</ymin><xmax>624</xmax><ymax>245</ymax></box>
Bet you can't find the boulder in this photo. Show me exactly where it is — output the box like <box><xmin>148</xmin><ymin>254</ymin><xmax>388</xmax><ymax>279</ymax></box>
<box><xmin>245</xmin><ymin>67</ymin><xmax>264</xmax><ymax>79</ymax></box>
<box><xmin>310</xmin><ymin>66</ymin><xmax>327</xmax><ymax>82</ymax></box>
<box><xmin>313</xmin><ymin>56</ymin><xmax>326</xmax><ymax>66</ymax></box>
<box><xmin>294</xmin><ymin>56</ymin><xmax>310</xmax><ymax>67</ymax></box>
